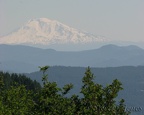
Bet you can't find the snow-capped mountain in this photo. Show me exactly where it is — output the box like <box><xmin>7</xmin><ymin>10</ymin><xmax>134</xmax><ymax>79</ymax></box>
<box><xmin>0</xmin><ymin>18</ymin><xmax>107</xmax><ymax>46</ymax></box>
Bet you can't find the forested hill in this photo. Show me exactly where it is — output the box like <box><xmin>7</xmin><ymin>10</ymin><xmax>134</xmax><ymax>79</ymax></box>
<box><xmin>0</xmin><ymin>71</ymin><xmax>41</xmax><ymax>92</ymax></box>
<box><xmin>1</xmin><ymin>66</ymin><xmax>144</xmax><ymax>114</ymax></box>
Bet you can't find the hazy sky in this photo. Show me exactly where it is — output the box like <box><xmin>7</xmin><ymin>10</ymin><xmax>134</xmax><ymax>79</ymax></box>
<box><xmin>0</xmin><ymin>0</ymin><xmax>144</xmax><ymax>42</ymax></box>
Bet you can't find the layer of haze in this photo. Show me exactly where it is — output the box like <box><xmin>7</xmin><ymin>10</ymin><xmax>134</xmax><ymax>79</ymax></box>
<box><xmin>0</xmin><ymin>0</ymin><xmax>144</xmax><ymax>42</ymax></box>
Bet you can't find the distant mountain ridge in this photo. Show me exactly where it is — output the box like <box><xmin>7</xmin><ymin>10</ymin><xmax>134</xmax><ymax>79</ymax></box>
<box><xmin>0</xmin><ymin>18</ymin><xmax>107</xmax><ymax>47</ymax></box>
<box><xmin>0</xmin><ymin>44</ymin><xmax>144</xmax><ymax>73</ymax></box>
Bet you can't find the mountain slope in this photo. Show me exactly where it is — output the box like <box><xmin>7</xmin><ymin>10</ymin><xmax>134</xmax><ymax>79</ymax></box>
<box><xmin>1</xmin><ymin>44</ymin><xmax>144</xmax><ymax>73</ymax></box>
<box><xmin>0</xmin><ymin>18</ymin><xmax>106</xmax><ymax>47</ymax></box>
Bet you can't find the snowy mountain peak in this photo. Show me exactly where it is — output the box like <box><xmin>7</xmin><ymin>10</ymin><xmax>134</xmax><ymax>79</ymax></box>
<box><xmin>0</xmin><ymin>18</ymin><xmax>108</xmax><ymax>47</ymax></box>
<box><xmin>29</xmin><ymin>18</ymin><xmax>59</xmax><ymax>24</ymax></box>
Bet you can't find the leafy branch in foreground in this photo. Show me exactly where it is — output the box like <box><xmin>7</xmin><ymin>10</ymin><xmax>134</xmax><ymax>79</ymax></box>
<box><xmin>79</xmin><ymin>67</ymin><xmax>129</xmax><ymax>115</ymax></box>
<box><xmin>0</xmin><ymin>66</ymin><xmax>130</xmax><ymax>114</ymax></box>
<box><xmin>37</xmin><ymin>66</ymin><xmax>129</xmax><ymax>115</ymax></box>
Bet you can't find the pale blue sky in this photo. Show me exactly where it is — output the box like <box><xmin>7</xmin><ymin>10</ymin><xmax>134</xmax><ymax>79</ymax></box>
<box><xmin>0</xmin><ymin>0</ymin><xmax>144</xmax><ymax>41</ymax></box>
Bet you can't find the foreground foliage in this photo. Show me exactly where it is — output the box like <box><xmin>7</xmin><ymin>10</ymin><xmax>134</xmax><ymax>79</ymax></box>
<box><xmin>0</xmin><ymin>66</ymin><xmax>130</xmax><ymax>115</ymax></box>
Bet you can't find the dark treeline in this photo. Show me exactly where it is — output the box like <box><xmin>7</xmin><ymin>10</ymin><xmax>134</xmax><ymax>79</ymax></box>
<box><xmin>0</xmin><ymin>71</ymin><xmax>41</xmax><ymax>92</ymax></box>
<box><xmin>0</xmin><ymin>67</ymin><xmax>130</xmax><ymax>115</ymax></box>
